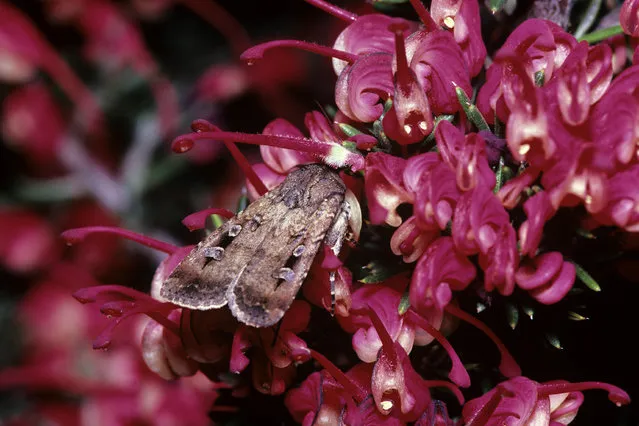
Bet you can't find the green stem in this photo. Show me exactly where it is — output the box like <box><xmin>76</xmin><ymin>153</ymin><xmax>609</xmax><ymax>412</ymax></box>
<box><xmin>578</xmin><ymin>25</ymin><xmax>623</xmax><ymax>43</ymax></box>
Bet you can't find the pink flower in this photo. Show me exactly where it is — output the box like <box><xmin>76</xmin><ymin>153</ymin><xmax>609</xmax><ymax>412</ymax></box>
<box><xmin>0</xmin><ymin>209</ymin><xmax>61</xmax><ymax>274</ymax></box>
<box><xmin>593</xmin><ymin>164</ymin><xmax>639</xmax><ymax>231</ymax></box>
<box><xmin>404</xmin><ymin>153</ymin><xmax>460</xmax><ymax>230</ymax></box>
<box><xmin>621</xmin><ymin>0</ymin><xmax>639</xmax><ymax>37</ymax></box>
<box><xmin>452</xmin><ymin>185</ymin><xmax>510</xmax><ymax>256</ymax></box>
<box><xmin>435</xmin><ymin>121</ymin><xmax>495</xmax><ymax>191</ymax></box>
<box><xmin>410</xmin><ymin>237</ymin><xmax>476</xmax><ymax>317</ymax></box>
<box><xmin>2</xmin><ymin>83</ymin><xmax>65</xmax><ymax>175</ymax></box>
<box><xmin>462</xmin><ymin>376</ymin><xmax>630</xmax><ymax>425</ymax></box>
<box><xmin>430</xmin><ymin>0</ymin><xmax>486</xmax><ymax>77</ymax></box>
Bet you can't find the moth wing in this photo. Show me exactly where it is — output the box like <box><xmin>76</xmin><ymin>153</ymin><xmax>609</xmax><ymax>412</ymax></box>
<box><xmin>226</xmin><ymin>192</ymin><xmax>345</xmax><ymax>328</ymax></box>
<box><xmin>159</xmin><ymin>193</ymin><xmax>287</xmax><ymax>310</ymax></box>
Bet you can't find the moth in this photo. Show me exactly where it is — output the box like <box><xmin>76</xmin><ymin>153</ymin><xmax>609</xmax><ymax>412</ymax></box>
<box><xmin>160</xmin><ymin>164</ymin><xmax>360</xmax><ymax>328</ymax></box>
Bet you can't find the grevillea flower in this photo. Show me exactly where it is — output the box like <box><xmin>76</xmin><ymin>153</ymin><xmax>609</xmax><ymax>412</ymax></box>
<box><xmin>410</xmin><ymin>237</ymin><xmax>476</xmax><ymax>318</ymax></box>
<box><xmin>0</xmin><ymin>1</ymin><xmax>104</xmax><ymax>131</ymax></box>
<box><xmin>364</xmin><ymin>152</ymin><xmax>412</xmax><ymax>227</ymax></box>
<box><xmin>429</xmin><ymin>0</ymin><xmax>486</xmax><ymax>77</ymax></box>
<box><xmin>452</xmin><ymin>185</ymin><xmax>511</xmax><ymax>256</ymax></box>
<box><xmin>44</xmin><ymin>0</ymin><xmax>179</xmax><ymax>136</ymax></box>
<box><xmin>0</xmin><ymin>209</ymin><xmax>61</xmax><ymax>274</ymax></box>
<box><xmin>1</xmin><ymin>83</ymin><xmax>65</xmax><ymax>175</ymax></box>
<box><xmin>462</xmin><ymin>376</ymin><xmax>630</xmax><ymax>425</ymax></box>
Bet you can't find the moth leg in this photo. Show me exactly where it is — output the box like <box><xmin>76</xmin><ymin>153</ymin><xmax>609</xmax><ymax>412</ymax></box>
<box><xmin>323</xmin><ymin>199</ymin><xmax>353</xmax><ymax>315</ymax></box>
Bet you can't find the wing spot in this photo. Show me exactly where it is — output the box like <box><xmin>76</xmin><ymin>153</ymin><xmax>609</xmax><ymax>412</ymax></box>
<box><xmin>250</xmin><ymin>215</ymin><xmax>262</xmax><ymax>231</ymax></box>
<box><xmin>203</xmin><ymin>246</ymin><xmax>224</xmax><ymax>260</ymax></box>
<box><xmin>229</xmin><ymin>224</ymin><xmax>242</xmax><ymax>237</ymax></box>
<box><xmin>293</xmin><ymin>245</ymin><xmax>305</xmax><ymax>257</ymax></box>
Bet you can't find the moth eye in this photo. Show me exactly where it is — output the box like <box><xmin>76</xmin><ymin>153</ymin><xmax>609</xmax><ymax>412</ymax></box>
<box><xmin>203</xmin><ymin>246</ymin><xmax>225</xmax><ymax>260</ymax></box>
<box><xmin>250</xmin><ymin>214</ymin><xmax>262</xmax><ymax>231</ymax></box>
<box><xmin>277</xmin><ymin>267</ymin><xmax>295</xmax><ymax>282</ymax></box>
<box><xmin>228</xmin><ymin>224</ymin><xmax>242</xmax><ymax>237</ymax></box>
<box><xmin>293</xmin><ymin>245</ymin><xmax>305</xmax><ymax>257</ymax></box>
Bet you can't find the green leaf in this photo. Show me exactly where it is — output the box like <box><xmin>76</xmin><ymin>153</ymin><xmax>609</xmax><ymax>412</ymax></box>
<box><xmin>398</xmin><ymin>293</ymin><xmax>411</xmax><ymax>315</ymax></box>
<box><xmin>236</xmin><ymin>193</ymin><xmax>249</xmax><ymax>213</ymax></box>
<box><xmin>578</xmin><ymin>25</ymin><xmax>623</xmax><ymax>44</ymax></box>
<box><xmin>358</xmin><ymin>260</ymin><xmax>400</xmax><ymax>284</ymax></box>
<box><xmin>522</xmin><ymin>305</ymin><xmax>535</xmax><ymax>320</ymax></box>
<box><xmin>489</xmin><ymin>0</ymin><xmax>506</xmax><ymax>13</ymax></box>
<box><xmin>572</xmin><ymin>262</ymin><xmax>602</xmax><ymax>292</ymax></box>
<box><xmin>455</xmin><ymin>86</ymin><xmax>489</xmax><ymax>131</ymax></box>
<box><xmin>545</xmin><ymin>333</ymin><xmax>563</xmax><ymax>350</ymax></box>
<box><xmin>338</xmin><ymin>123</ymin><xmax>362</xmax><ymax>138</ymax></box>
<box><xmin>493</xmin><ymin>156</ymin><xmax>506</xmax><ymax>193</ymax></box>
<box><xmin>506</xmin><ymin>303</ymin><xmax>519</xmax><ymax>330</ymax></box>
<box><xmin>567</xmin><ymin>311</ymin><xmax>589</xmax><ymax>321</ymax></box>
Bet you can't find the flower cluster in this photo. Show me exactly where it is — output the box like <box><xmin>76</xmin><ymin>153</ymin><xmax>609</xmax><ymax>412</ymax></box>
<box><xmin>1</xmin><ymin>0</ymin><xmax>638</xmax><ymax>424</ymax></box>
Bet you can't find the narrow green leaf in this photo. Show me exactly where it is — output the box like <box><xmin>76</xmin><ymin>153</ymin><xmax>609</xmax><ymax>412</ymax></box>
<box><xmin>338</xmin><ymin>123</ymin><xmax>362</xmax><ymax>138</ymax></box>
<box><xmin>236</xmin><ymin>192</ymin><xmax>249</xmax><ymax>213</ymax></box>
<box><xmin>489</xmin><ymin>0</ymin><xmax>506</xmax><ymax>13</ymax></box>
<box><xmin>546</xmin><ymin>333</ymin><xmax>563</xmax><ymax>350</ymax></box>
<box><xmin>576</xmin><ymin>228</ymin><xmax>597</xmax><ymax>239</ymax></box>
<box><xmin>567</xmin><ymin>311</ymin><xmax>589</xmax><ymax>321</ymax></box>
<box><xmin>398</xmin><ymin>293</ymin><xmax>411</xmax><ymax>315</ymax></box>
<box><xmin>493</xmin><ymin>156</ymin><xmax>506</xmax><ymax>193</ymax></box>
<box><xmin>578</xmin><ymin>25</ymin><xmax>623</xmax><ymax>44</ymax></box>
<box><xmin>455</xmin><ymin>86</ymin><xmax>489</xmax><ymax>131</ymax></box>
<box><xmin>572</xmin><ymin>262</ymin><xmax>602</xmax><ymax>292</ymax></box>
<box><xmin>359</xmin><ymin>261</ymin><xmax>400</xmax><ymax>284</ymax></box>
<box><xmin>506</xmin><ymin>303</ymin><xmax>519</xmax><ymax>330</ymax></box>
<box><xmin>210</xmin><ymin>214</ymin><xmax>225</xmax><ymax>229</ymax></box>
<box><xmin>522</xmin><ymin>305</ymin><xmax>535</xmax><ymax>320</ymax></box>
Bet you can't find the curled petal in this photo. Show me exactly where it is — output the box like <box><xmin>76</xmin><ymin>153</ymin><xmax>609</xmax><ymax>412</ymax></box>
<box><xmin>530</xmin><ymin>261</ymin><xmax>576</xmax><ymax>304</ymax></box>
<box><xmin>479</xmin><ymin>224</ymin><xmax>518</xmax><ymax>296</ymax></box>
<box><xmin>335</xmin><ymin>53</ymin><xmax>394</xmax><ymax>123</ymax></box>
<box><xmin>452</xmin><ymin>186</ymin><xmax>510</xmax><ymax>255</ymax></box>
<box><xmin>515</xmin><ymin>252</ymin><xmax>564</xmax><ymax>290</ymax></box>
<box><xmin>586</xmin><ymin>43</ymin><xmax>613</xmax><ymax>104</ymax></box>
<box><xmin>390</xmin><ymin>216</ymin><xmax>439</xmax><ymax>263</ymax></box>
<box><xmin>141</xmin><ymin>314</ymin><xmax>198</xmax><ymax>380</ymax></box>
<box><xmin>332</xmin><ymin>14</ymin><xmax>417</xmax><ymax>75</ymax></box>
<box><xmin>621</xmin><ymin>0</ymin><xmax>639</xmax><ymax>37</ymax></box>
<box><xmin>554</xmin><ymin>42</ymin><xmax>590</xmax><ymax>126</ymax></box>
<box><xmin>593</xmin><ymin>164</ymin><xmax>639</xmax><ymax>231</ymax></box>
<box><xmin>405</xmin><ymin>30</ymin><xmax>472</xmax><ymax>114</ymax></box>
<box><xmin>410</xmin><ymin>237</ymin><xmax>476</xmax><ymax>316</ymax></box>
<box><xmin>518</xmin><ymin>191</ymin><xmax>555</xmax><ymax>257</ymax></box>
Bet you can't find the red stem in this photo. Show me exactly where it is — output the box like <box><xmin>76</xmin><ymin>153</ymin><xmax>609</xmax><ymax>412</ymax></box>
<box><xmin>445</xmin><ymin>304</ymin><xmax>521</xmax><ymax>377</ymax></box>
<box><xmin>304</xmin><ymin>0</ymin><xmax>358</xmax><ymax>22</ymax></box>
<box><xmin>61</xmin><ymin>226</ymin><xmax>179</xmax><ymax>254</ymax></box>
<box><xmin>241</xmin><ymin>40</ymin><xmax>358</xmax><ymax>65</ymax></box>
